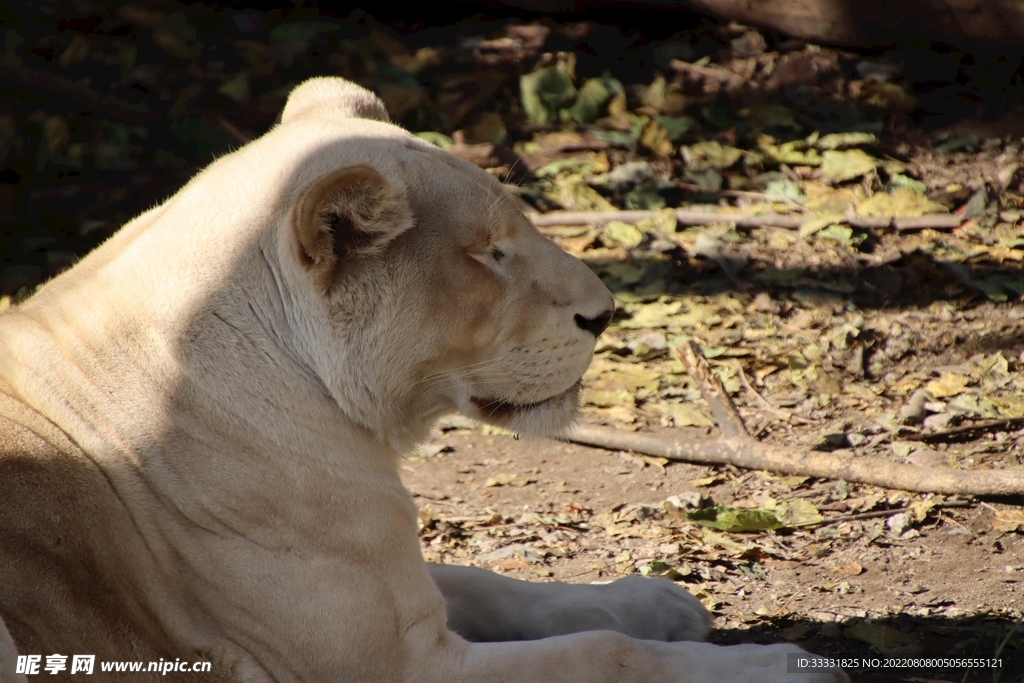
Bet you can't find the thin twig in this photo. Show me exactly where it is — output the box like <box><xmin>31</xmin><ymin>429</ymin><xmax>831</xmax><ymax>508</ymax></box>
<box><xmin>804</xmin><ymin>500</ymin><xmax>971</xmax><ymax>527</ymax></box>
<box><xmin>528</xmin><ymin>209</ymin><xmax>963</xmax><ymax>232</ymax></box>
<box><xmin>677</xmin><ymin>182</ymin><xmax>809</xmax><ymax>212</ymax></box>
<box><xmin>734</xmin><ymin>363</ymin><xmax>816</xmax><ymax>425</ymax></box>
<box><xmin>677</xmin><ymin>341</ymin><xmax>749</xmax><ymax>440</ymax></box>
<box><xmin>900</xmin><ymin>416</ymin><xmax>1024</xmax><ymax>443</ymax></box>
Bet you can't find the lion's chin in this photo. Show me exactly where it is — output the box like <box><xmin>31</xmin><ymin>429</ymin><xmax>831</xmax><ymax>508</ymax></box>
<box><xmin>467</xmin><ymin>381</ymin><xmax>581</xmax><ymax>436</ymax></box>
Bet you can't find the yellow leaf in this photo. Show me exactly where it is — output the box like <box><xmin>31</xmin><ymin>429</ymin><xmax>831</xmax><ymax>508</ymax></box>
<box><xmin>925</xmin><ymin>372</ymin><xmax>970</xmax><ymax>398</ymax></box>
<box><xmin>639</xmin><ymin>455</ymin><xmax>669</xmax><ymax>474</ymax></box>
<box><xmin>603</xmin><ymin>221</ymin><xmax>644</xmax><ymax>248</ymax></box>
<box><xmin>700</xmin><ymin>529</ymin><xmax>750</xmax><ymax>556</ymax></box>
<box><xmin>682</xmin><ymin>141</ymin><xmax>744</xmax><ymax>170</ymax></box>
<box><xmin>639</xmin><ymin>119</ymin><xmax>674</xmax><ymax>157</ymax></box>
<box><xmin>819</xmin><ymin>149</ymin><xmax>877</xmax><ymax>183</ymax></box>
<box><xmin>557</xmin><ymin>175</ymin><xmax>617</xmax><ymax>212</ymax></box>
<box><xmin>857</xmin><ymin>187</ymin><xmax>947</xmax><ymax>217</ymax></box>
<box><xmin>776</xmin><ymin>475</ymin><xmax>809</xmax><ymax>489</ymax></box>
<box><xmin>585</xmin><ymin>358</ymin><xmax>660</xmax><ymax>395</ymax></box>
<box><xmin>908</xmin><ymin>498</ymin><xmax>936</xmax><ymax>522</ymax></box>
<box><xmin>656</xmin><ymin>402</ymin><xmax>715</xmax><ymax>428</ymax></box>
<box><xmin>989</xmin><ymin>395</ymin><xmax>1024</xmax><ymax>418</ymax></box>
<box><xmin>773</xmin><ymin>499</ymin><xmax>823</xmax><ymax>526</ymax></box>
<box><xmin>635</xmin><ymin>208</ymin><xmax>678</xmax><ymax>235</ymax></box>
<box><xmin>582</xmin><ymin>388</ymin><xmax>633</xmax><ymax>408</ymax></box>
<box><xmin>593</xmin><ymin>404</ymin><xmax>637</xmax><ymax>425</ymax></box>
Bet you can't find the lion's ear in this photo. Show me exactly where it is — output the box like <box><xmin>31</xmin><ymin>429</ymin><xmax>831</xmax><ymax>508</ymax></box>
<box><xmin>293</xmin><ymin>165</ymin><xmax>412</xmax><ymax>292</ymax></box>
<box><xmin>281</xmin><ymin>77</ymin><xmax>390</xmax><ymax>124</ymax></box>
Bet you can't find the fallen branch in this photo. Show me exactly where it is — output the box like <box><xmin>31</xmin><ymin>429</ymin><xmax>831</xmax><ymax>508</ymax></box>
<box><xmin>528</xmin><ymin>209</ymin><xmax>963</xmax><ymax>232</ymax></box>
<box><xmin>562</xmin><ymin>341</ymin><xmax>1024</xmax><ymax>496</ymax></box>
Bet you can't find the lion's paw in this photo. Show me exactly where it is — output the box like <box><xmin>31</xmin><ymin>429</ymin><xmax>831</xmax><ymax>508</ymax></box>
<box><xmin>592</xmin><ymin>575</ymin><xmax>712</xmax><ymax>642</ymax></box>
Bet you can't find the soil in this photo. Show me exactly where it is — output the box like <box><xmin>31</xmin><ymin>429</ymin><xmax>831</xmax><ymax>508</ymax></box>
<box><xmin>403</xmin><ymin>430</ymin><xmax>1024</xmax><ymax>682</ymax></box>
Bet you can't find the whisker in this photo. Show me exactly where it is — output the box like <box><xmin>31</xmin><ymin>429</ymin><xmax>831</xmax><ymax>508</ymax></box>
<box><xmin>411</xmin><ymin>356</ymin><xmax>511</xmax><ymax>388</ymax></box>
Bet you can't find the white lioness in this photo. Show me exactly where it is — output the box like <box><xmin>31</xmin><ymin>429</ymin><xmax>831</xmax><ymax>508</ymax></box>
<box><xmin>0</xmin><ymin>78</ymin><xmax>845</xmax><ymax>683</ymax></box>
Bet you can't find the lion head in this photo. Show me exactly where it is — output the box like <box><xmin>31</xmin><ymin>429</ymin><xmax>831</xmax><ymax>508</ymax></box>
<box><xmin>274</xmin><ymin>77</ymin><xmax>615</xmax><ymax>448</ymax></box>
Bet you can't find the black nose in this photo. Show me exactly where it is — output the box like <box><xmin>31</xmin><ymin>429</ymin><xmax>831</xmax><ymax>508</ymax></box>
<box><xmin>574</xmin><ymin>309</ymin><xmax>614</xmax><ymax>337</ymax></box>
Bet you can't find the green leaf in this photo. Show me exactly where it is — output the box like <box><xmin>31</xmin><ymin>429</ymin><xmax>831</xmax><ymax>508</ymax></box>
<box><xmin>592</xmin><ymin>130</ymin><xmax>635</xmax><ymax>148</ymax></box>
<box><xmin>763</xmin><ymin>178</ymin><xmax>806</xmax><ymax>205</ymax></box>
<box><xmin>885</xmin><ymin>173</ymin><xmax>927</xmax><ymax>194</ymax></box>
<box><xmin>687</xmin><ymin>506</ymin><xmax>784</xmax><ymax>532</ymax></box>
<box><xmin>519</xmin><ymin>67</ymin><xmax>577</xmax><ymax>125</ymax></box>
<box><xmin>625</xmin><ymin>180</ymin><xmax>666</xmax><ymax>210</ymax></box>
<box><xmin>683</xmin><ymin>168</ymin><xmax>722</xmax><ymax>191</ymax></box>
<box><xmin>655</xmin><ymin>116</ymin><xmax>694</xmax><ymax>141</ymax></box>
<box><xmin>817</xmin><ymin>224</ymin><xmax>854</xmax><ymax>246</ymax></box>
<box><xmin>799</xmin><ymin>215</ymin><xmax>840</xmax><ymax>238</ymax></box>
<box><xmin>567</xmin><ymin>78</ymin><xmax>611</xmax><ymax>125</ymax></box>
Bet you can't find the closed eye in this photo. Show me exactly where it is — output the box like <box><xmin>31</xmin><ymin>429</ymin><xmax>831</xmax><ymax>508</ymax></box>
<box><xmin>490</xmin><ymin>246</ymin><xmax>505</xmax><ymax>262</ymax></box>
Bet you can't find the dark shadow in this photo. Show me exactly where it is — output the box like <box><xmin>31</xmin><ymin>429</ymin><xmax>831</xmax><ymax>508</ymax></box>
<box><xmin>584</xmin><ymin>250</ymin><xmax>1024</xmax><ymax>314</ymax></box>
<box><xmin>709</xmin><ymin>613</ymin><xmax>1024</xmax><ymax>683</ymax></box>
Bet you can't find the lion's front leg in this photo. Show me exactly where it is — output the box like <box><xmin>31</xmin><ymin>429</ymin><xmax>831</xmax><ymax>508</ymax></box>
<box><xmin>445</xmin><ymin>632</ymin><xmax>848</xmax><ymax>683</ymax></box>
<box><xmin>428</xmin><ymin>564</ymin><xmax>711</xmax><ymax>643</ymax></box>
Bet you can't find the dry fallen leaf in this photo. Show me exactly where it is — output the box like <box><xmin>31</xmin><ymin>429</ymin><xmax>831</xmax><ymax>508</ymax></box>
<box><xmin>925</xmin><ymin>372</ymin><xmax>970</xmax><ymax>398</ymax></box>
<box><xmin>989</xmin><ymin>509</ymin><xmax>1024</xmax><ymax>533</ymax></box>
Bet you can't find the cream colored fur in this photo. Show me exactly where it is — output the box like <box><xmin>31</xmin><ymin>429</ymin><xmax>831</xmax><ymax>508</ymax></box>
<box><xmin>0</xmin><ymin>77</ymin><xmax>845</xmax><ymax>683</ymax></box>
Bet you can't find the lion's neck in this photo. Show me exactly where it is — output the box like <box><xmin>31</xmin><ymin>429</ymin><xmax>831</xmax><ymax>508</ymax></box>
<box><xmin>0</xmin><ymin>214</ymin><xmax>407</xmax><ymax>546</ymax></box>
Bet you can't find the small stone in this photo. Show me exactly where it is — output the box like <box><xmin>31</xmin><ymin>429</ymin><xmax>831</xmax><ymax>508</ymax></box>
<box><xmin>887</xmin><ymin>512</ymin><xmax>912</xmax><ymax>535</ymax></box>
<box><xmin>900</xmin><ymin>389</ymin><xmax>934</xmax><ymax>424</ymax></box>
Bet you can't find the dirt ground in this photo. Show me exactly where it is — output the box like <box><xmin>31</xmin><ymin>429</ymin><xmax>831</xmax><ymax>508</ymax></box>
<box><xmin>404</xmin><ymin>428</ymin><xmax>1023</xmax><ymax>682</ymax></box>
